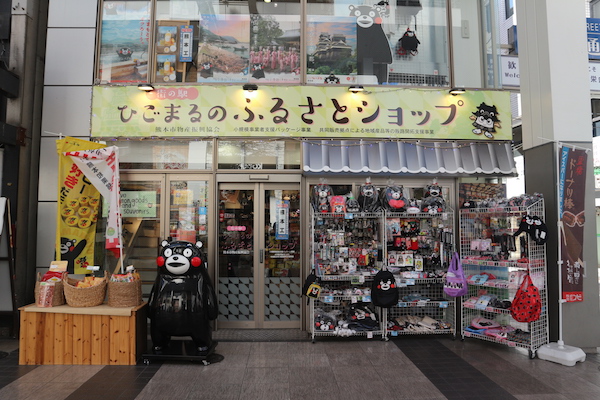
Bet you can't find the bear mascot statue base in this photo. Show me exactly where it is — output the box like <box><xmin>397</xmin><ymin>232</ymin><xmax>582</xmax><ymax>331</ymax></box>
<box><xmin>148</xmin><ymin>240</ymin><xmax>218</xmax><ymax>356</ymax></box>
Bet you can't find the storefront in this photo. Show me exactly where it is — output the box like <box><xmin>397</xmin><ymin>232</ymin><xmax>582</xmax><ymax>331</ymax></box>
<box><xmin>40</xmin><ymin>0</ymin><xmax>518</xmax><ymax>332</ymax></box>
<box><xmin>87</xmin><ymin>84</ymin><xmax>516</xmax><ymax>331</ymax></box>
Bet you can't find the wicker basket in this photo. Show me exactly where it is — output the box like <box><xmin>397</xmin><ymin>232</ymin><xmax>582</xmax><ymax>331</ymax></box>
<box><xmin>34</xmin><ymin>273</ymin><xmax>65</xmax><ymax>307</ymax></box>
<box><xmin>63</xmin><ymin>271</ymin><xmax>108</xmax><ymax>307</ymax></box>
<box><xmin>107</xmin><ymin>278</ymin><xmax>142</xmax><ymax>307</ymax></box>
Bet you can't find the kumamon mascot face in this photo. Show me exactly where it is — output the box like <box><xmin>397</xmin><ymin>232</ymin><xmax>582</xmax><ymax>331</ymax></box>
<box><xmin>156</xmin><ymin>240</ymin><xmax>204</xmax><ymax>275</ymax></box>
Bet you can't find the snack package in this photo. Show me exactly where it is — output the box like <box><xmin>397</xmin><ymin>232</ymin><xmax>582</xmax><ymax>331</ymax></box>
<box><xmin>37</xmin><ymin>282</ymin><xmax>55</xmax><ymax>307</ymax></box>
<box><xmin>41</xmin><ymin>270</ymin><xmax>63</xmax><ymax>282</ymax></box>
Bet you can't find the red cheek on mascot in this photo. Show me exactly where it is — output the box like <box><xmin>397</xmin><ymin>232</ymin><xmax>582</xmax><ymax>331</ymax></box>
<box><xmin>157</xmin><ymin>256</ymin><xmax>165</xmax><ymax>267</ymax></box>
<box><xmin>192</xmin><ymin>257</ymin><xmax>202</xmax><ymax>267</ymax></box>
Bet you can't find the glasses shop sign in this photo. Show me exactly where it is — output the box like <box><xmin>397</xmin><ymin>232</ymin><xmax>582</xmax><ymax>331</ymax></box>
<box><xmin>91</xmin><ymin>85</ymin><xmax>511</xmax><ymax>140</ymax></box>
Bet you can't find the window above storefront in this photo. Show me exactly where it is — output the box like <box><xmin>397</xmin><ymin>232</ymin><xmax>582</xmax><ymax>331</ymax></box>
<box><xmin>217</xmin><ymin>139</ymin><xmax>301</xmax><ymax>170</ymax></box>
<box><xmin>105</xmin><ymin>138</ymin><xmax>214</xmax><ymax>169</ymax></box>
<box><xmin>97</xmin><ymin>0</ymin><xmax>506</xmax><ymax>89</ymax></box>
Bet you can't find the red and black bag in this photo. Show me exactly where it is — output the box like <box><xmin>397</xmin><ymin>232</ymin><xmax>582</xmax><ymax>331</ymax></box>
<box><xmin>510</xmin><ymin>273</ymin><xmax>542</xmax><ymax>322</ymax></box>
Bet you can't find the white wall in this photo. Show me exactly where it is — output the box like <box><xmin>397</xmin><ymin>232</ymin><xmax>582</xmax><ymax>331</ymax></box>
<box><xmin>38</xmin><ymin>0</ymin><xmax>98</xmax><ymax>271</ymax></box>
<box><xmin>451</xmin><ymin>0</ymin><xmax>484</xmax><ymax>87</ymax></box>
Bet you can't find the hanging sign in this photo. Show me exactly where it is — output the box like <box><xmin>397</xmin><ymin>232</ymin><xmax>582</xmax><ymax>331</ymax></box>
<box><xmin>179</xmin><ymin>25</ymin><xmax>193</xmax><ymax>62</ymax></box>
<box><xmin>91</xmin><ymin>86</ymin><xmax>511</xmax><ymax>140</ymax></box>
<box><xmin>275</xmin><ymin>200</ymin><xmax>290</xmax><ymax>240</ymax></box>
<box><xmin>558</xmin><ymin>146</ymin><xmax>588</xmax><ymax>302</ymax></box>
<box><xmin>65</xmin><ymin>146</ymin><xmax>123</xmax><ymax>260</ymax></box>
<box><xmin>56</xmin><ymin>138</ymin><xmax>105</xmax><ymax>274</ymax></box>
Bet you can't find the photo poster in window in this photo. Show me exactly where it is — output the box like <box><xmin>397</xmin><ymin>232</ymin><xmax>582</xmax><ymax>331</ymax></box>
<box><xmin>458</xmin><ymin>183</ymin><xmax>506</xmax><ymax>208</ymax></box>
<box><xmin>156</xmin><ymin>54</ymin><xmax>177</xmax><ymax>82</ymax></box>
<box><xmin>153</xmin><ymin>145</ymin><xmax>188</xmax><ymax>169</ymax></box>
<box><xmin>157</xmin><ymin>25</ymin><xmax>178</xmax><ymax>54</ymax></box>
<box><xmin>275</xmin><ymin>200</ymin><xmax>290</xmax><ymax>240</ymax></box>
<box><xmin>248</xmin><ymin>15</ymin><xmax>301</xmax><ymax>84</ymax></box>
<box><xmin>173</xmin><ymin>189</ymin><xmax>192</xmax><ymax>206</ymax></box>
<box><xmin>178</xmin><ymin>206</ymin><xmax>196</xmax><ymax>243</ymax></box>
<box><xmin>305</xmin><ymin>17</ymin><xmax>357</xmax><ymax>84</ymax></box>
<box><xmin>99</xmin><ymin>1</ymin><xmax>151</xmax><ymax>84</ymax></box>
<box><xmin>198</xmin><ymin>15</ymin><xmax>250</xmax><ymax>83</ymax></box>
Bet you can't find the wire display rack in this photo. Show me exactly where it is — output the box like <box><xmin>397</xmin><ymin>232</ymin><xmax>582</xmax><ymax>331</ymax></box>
<box><xmin>309</xmin><ymin>209</ymin><xmax>385</xmax><ymax>341</ymax></box>
<box><xmin>384</xmin><ymin>211</ymin><xmax>455</xmax><ymax>339</ymax></box>
<box><xmin>459</xmin><ymin>198</ymin><xmax>549</xmax><ymax>358</ymax></box>
<box><xmin>310</xmin><ymin>276</ymin><xmax>385</xmax><ymax>342</ymax></box>
<box><xmin>309</xmin><ymin>208</ymin><xmax>456</xmax><ymax>341</ymax></box>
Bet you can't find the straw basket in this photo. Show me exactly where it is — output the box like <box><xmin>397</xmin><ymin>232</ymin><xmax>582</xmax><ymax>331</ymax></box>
<box><xmin>107</xmin><ymin>278</ymin><xmax>143</xmax><ymax>307</ymax></box>
<box><xmin>34</xmin><ymin>273</ymin><xmax>65</xmax><ymax>307</ymax></box>
<box><xmin>63</xmin><ymin>271</ymin><xmax>108</xmax><ymax>307</ymax></box>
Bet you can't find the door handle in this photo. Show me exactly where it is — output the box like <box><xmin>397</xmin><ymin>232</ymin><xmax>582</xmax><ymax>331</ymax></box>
<box><xmin>259</xmin><ymin>249</ymin><xmax>264</xmax><ymax>263</ymax></box>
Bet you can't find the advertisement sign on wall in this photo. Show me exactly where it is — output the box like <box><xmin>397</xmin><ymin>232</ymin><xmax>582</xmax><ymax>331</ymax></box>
<box><xmin>558</xmin><ymin>146</ymin><xmax>587</xmax><ymax>302</ymax></box>
<box><xmin>91</xmin><ymin>86</ymin><xmax>512</xmax><ymax>140</ymax></box>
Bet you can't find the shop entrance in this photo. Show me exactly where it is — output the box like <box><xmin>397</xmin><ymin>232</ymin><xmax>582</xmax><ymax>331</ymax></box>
<box><xmin>117</xmin><ymin>173</ymin><xmax>212</xmax><ymax>300</ymax></box>
<box><xmin>217</xmin><ymin>182</ymin><xmax>302</xmax><ymax>329</ymax></box>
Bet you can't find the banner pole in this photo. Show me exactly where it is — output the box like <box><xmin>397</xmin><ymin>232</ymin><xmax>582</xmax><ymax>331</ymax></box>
<box><xmin>537</xmin><ymin>143</ymin><xmax>586</xmax><ymax>366</ymax></box>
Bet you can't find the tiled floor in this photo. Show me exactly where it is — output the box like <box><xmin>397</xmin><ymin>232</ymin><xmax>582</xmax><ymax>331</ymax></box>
<box><xmin>1</xmin><ymin>334</ymin><xmax>599</xmax><ymax>400</ymax></box>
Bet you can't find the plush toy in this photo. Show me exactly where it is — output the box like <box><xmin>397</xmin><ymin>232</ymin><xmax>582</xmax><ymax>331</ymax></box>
<box><xmin>311</xmin><ymin>183</ymin><xmax>333</xmax><ymax>212</ymax></box>
<box><xmin>251</xmin><ymin>63</ymin><xmax>265</xmax><ymax>79</ymax></box>
<box><xmin>324</xmin><ymin>73</ymin><xmax>340</xmax><ymax>84</ymax></box>
<box><xmin>396</xmin><ymin>28</ymin><xmax>420</xmax><ymax>56</ymax></box>
<box><xmin>358</xmin><ymin>179</ymin><xmax>382</xmax><ymax>212</ymax></box>
<box><xmin>314</xmin><ymin>311</ymin><xmax>336</xmax><ymax>331</ymax></box>
<box><xmin>406</xmin><ymin>199</ymin><xmax>421</xmax><ymax>214</ymax></box>
<box><xmin>421</xmin><ymin>182</ymin><xmax>446</xmax><ymax>215</ymax></box>
<box><xmin>382</xmin><ymin>184</ymin><xmax>408</xmax><ymax>212</ymax></box>
<box><xmin>329</xmin><ymin>195</ymin><xmax>346</xmax><ymax>213</ymax></box>
<box><xmin>345</xmin><ymin>193</ymin><xmax>361</xmax><ymax>213</ymax></box>
<box><xmin>148</xmin><ymin>240</ymin><xmax>218</xmax><ymax>356</ymax></box>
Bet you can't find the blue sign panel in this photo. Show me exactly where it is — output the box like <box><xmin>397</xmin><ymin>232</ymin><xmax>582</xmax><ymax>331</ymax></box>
<box><xmin>587</xmin><ymin>18</ymin><xmax>600</xmax><ymax>60</ymax></box>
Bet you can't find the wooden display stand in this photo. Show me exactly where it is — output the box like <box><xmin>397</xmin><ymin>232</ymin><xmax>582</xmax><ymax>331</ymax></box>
<box><xmin>18</xmin><ymin>303</ymin><xmax>147</xmax><ymax>365</ymax></box>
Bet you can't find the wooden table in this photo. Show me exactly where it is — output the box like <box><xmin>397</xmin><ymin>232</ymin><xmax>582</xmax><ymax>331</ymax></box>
<box><xmin>19</xmin><ymin>302</ymin><xmax>147</xmax><ymax>365</ymax></box>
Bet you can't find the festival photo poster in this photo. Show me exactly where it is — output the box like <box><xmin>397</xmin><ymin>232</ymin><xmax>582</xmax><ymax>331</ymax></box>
<box><xmin>247</xmin><ymin>15</ymin><xmax>301</xmax><ymax>84</ymax></box>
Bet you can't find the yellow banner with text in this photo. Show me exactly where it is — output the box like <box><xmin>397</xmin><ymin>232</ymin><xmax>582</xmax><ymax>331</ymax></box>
<box><xmin>91</xmin><ymin>86</ymin><xmax>511</xmax><ymax>140</ymax></box>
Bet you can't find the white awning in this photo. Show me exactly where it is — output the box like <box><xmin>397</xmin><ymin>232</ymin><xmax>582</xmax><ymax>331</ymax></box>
<box><xmin>302</xmin><ymin>141</ymin><xmax>517</xmax><ymax>176</ymax></box>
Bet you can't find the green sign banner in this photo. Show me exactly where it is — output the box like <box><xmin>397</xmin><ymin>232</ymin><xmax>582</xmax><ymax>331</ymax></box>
<box><xmin>91</xmin><ymin>85</ymin><xmax>511</xmax><ymax>140</ymax></box>
<box><xmin>121</xmin><ymin>191</ymin><xmax>157</xmax><ymax>218</ymax></box>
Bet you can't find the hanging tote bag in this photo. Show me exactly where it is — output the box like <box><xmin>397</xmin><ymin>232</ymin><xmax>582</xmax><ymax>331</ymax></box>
<box><xmin>510</xmin><ymin>273</ymin><xmax>542</xmax><ymax>323</ymax></box>
<box><xmin>443</xmin><ymin>252</ymin><xmax>468</xmax><ymax>297</ymax></box>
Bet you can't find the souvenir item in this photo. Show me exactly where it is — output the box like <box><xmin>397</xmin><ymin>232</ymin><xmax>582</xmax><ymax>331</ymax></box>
<box><xmin>443</xmin><ymin>252</ymin><xmax>467</xmax><ymax>297</ymax></box>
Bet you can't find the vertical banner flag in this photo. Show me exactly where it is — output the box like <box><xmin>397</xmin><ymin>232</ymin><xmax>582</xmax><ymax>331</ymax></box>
<box><xmin>56</xmin><ymin>138</ymin><xmax>106</xmax><ymax>274</ymax></box>
<box><xmin>65</xmin><ymin>146</ymin><xmax>123</xmax><ymax>266</ymax></box>
<box><xmin>558</xmin><ymin>146</ymin><xmax>588</xmax><ymax>302</ymax></box>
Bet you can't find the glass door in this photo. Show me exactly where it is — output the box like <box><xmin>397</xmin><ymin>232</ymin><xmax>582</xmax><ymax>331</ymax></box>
<box><xmin>217</xmin><ymin>183</ymin><xmax>302</xmax><ymax>328</ymax></box>
<box><xmin>111</xmin><ymin>173</ymin><xmax>165</xmax><ymax>300</ymax></box>
<box><xmin>262</xmin><ymin>185</ymin><xmax>302</xmax><ymax>328</ymax></box>
<box><xmin>112</xmin><ymin>173</ymin><xmax>211</xmax><ymax>300</ymax></box>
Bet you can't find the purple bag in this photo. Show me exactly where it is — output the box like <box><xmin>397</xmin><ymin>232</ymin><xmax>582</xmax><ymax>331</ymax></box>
<box><xmin>443</xmin><ymin>252</ymin><xmax>468</xmax><ymax>297</ymax></box>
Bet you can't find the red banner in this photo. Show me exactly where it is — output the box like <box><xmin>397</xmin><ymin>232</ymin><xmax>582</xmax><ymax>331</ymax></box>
<box><xmin>559</xmin><ymin>146</ymin><xmax>587</xmax><ymax>302</ymax></box>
